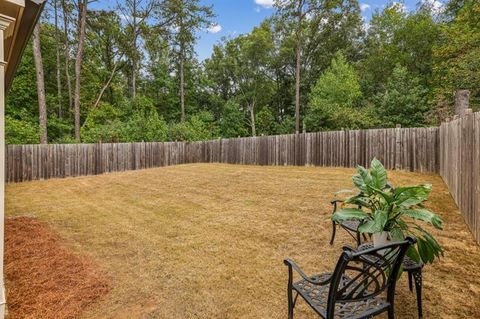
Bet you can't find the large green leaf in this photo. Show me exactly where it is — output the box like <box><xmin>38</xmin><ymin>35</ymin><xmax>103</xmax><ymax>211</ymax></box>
<box><xmin>401</xmin><ymin>209</ymin><xmax>443</xmax><ymax>229</ymax></box>
<box><xmin>415</xmin><ymin>226</ymin><xmax>444</xmax><ymax>264</ymax></box>
<box><xmin>344</xmin><ymin>195</ymin><xmax>372</xmax><ymax>209</ymax></box>
<box><xmin>394</xmin><ymin>184</ymin><xmax>432</xmax><ymax>207</ymax></box>
<box><xmin>373</xmin><ymin>210</ymin><xmax>388</xmax><ymax>231</ymax></box>
<box><xmin>420</xmin><ymin>228</ymin><xmax>444</xmax><ymax>257</ymax></box>
<box><xmin>335</xmin><ymin>189</ymin><xmax>356</xmax><ymax>195</ymax></box>
<box><xmin>417</xmin><ymin>237</ymin><xmax>434</xmax><ymax>264</ymax></box>
<box><xmin>332</xmin><ymin>208</ymin><xmax>369</xmax><ymax>222</ymax></box>
<box><xmin>357</xmin><ymin>210</ymin><xmax>387</xmax><ymax>233</ymax></box>
<box><xmin>370</xmin><ymin>158</ymin><xmax>388</xmax><ymax>190</ymax></box>
<box><xmin>366</xmin><ymin>184</ymin><xmax>394</xmax><ymax>204</ymax></box>
<box><xmin>390</xmin><ymin>227</ymin><xmax>404</xmax><ymax>241</ymax></box>
<box><xmin>406</xmin><ymin>246</ymin><xmax>421</xmax><ymax>263</ymax></box>
<box><xmin>357</xmin><ymin>220</ymin><xmax>377</xmax><ymax>233</ymax></box>
<box><xmin>353</xmin><ymin>165</ymin><xmax>372</xmax><ymax>193</ymax></box>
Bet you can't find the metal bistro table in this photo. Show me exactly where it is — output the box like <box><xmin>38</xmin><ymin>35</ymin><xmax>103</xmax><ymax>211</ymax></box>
<box><xmin>357</xmin><ymin>242</ymin><xmax>424</xmax><ymax>318</ymax></box>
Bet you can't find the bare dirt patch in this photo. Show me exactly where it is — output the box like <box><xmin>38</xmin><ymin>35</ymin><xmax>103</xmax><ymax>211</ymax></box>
<box><xmin>5</xmin><ymin>164</ymin><xmax>480</xmax><ymax>318</ymax></box>
<box><xmin>4</xmin><ymin>216</ymin><xmax>109</xmax><ymax>319</ymax></box>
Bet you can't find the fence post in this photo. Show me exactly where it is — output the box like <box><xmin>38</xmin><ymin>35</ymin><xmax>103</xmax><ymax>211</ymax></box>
<box><xmin>455</xmin><ymin>89</ymin><xmax>471</xmax><ymax>116</ymax></box>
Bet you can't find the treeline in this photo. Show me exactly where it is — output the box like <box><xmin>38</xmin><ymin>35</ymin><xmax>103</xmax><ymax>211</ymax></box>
<box><xmin>6</xmin><ymin>0</ymin><xmax>480</xmax><ymax>144</ymax></box>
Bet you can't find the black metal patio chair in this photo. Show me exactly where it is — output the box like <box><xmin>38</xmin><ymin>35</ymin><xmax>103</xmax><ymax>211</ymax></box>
<box><xmin>284</xmin><ymin>237</ymin><xmax>415</xmax><ymax>319</ymax></box>
<box><xmin>329</xmin><ymin>199</ymin><xmax>366</xmax><ymax>246</ymax></box>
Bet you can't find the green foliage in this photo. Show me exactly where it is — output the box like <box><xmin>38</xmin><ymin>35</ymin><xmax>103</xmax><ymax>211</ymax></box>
<box><xmin>169</xmin><ymin>111</ymin><xmax>220</xmax><ymax>142</ymax></box>
<box><xmin>81</xmin><ymin>98</ymin><xmax>169</xmax><ymax>143</ymax></box>
<box><xmin>332</xmin><ymin>158</ymin><xmax>444</xmax><ymax>264</ymax></box>
<box><xmin>81</xmin><ymin>119</ymin><xmax>126</xmax><ymax>143</ymax></box>
<box><xmin>123</xmin><ymin>111</ymin><xmax>169</xmax><ymax>142</ymax></box>
<box><xmin>375</xmin><ymin>65</ymin><xmax>430</xmax><ymax>127</ymax></box>
<box><xmin>309</xmin><ymin>52</ymin><xmax>362</xmax><ymax>107</ymax></box>
<box><xmin>432</xmin><ymin>0</ymin><xmax>480</xmax><ymax>115</ymax></box>
<box><xmin>6</xmin><ymin>115</ymin><xmax>39</xmax><ymax>145</ymax></box>
<box><xmin>277</xmin><ymin>115</ymin><xmax>295</xmax><ymax>135</ymax></box>
<box><xmin>219</xmin><ymin>100</ymin><xmax>249</xmax><ymax>138</ymax></box>
<box><xmin>256</xmin><ymin>108</ymin><xmax>277</xmax><ymax>136</ymax></box>
<box><xmin>305</xmin><ymin>52</ymin><xmax>374</xmax><ymax>131</ymax></box>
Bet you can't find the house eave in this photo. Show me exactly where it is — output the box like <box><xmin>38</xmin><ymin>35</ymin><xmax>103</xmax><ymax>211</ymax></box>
<box><xmin>3</xmin><ymin>0</ymin><xmax>46</xmax><ymax>92</ymax></box>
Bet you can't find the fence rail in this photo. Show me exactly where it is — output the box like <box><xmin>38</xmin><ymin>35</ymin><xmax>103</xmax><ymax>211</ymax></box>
<box><xmin>440</xmin><ymin>112</ymin><xmax>480</xmax><ymax>243</ymax></box>
<box><xmin>6</xmin><ymin>127</ymin><xmax>440</xmax><ymax>183</ymax></box>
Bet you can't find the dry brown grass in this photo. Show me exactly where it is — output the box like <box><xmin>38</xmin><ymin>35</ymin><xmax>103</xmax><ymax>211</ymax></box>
<box><xmin>5</xmin><ymin>164</ymin><xmax>480</xmax><ymax>319</ymax></box>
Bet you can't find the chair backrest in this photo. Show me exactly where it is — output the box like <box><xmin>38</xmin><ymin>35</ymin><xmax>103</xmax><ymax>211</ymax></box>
<box><xmin>326</xmin><ymin>237</ymin><xmax>415</xmax><ymax>317</ymax></box>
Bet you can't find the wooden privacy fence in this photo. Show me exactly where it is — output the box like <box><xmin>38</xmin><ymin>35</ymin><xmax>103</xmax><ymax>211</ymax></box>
<box><xmin>440</xmin><ymin>111</ymin><xmax>480</xmax><ymax>243</ymax></box>
<box><xmin>6</xmin><ymin>126</ymin><xmax>440</xmax><ymax>183</ymax></box>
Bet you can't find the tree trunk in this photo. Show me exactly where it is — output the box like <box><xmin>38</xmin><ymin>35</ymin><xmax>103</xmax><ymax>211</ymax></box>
<box><xmin>131</xmin><ymin>0</ymin><xmax>137</xmax><ymax>99</ymax></box>
<box><xmin>61</xmin><ymin>0</ymin><xmax>73</xmax><ymax>112</ymax></box>
<box><xmin>92</xmin><ymin>58</ymin><xmax>122</xmax><ymax>110</ymax></box>
<box><xmin>294</xmin><ymin>1</ymin><xmax>303</xmax><ymax>134</ymax></box>
<box><xmin>74</xmin><ymin>0</ymin><xmax>87</xmax><ymax>142</ymax></box>
<box><xmin>179</xmin><ymin>44</ymin><xmax>185</xmax><ymax>122</ymax></box>
<box><xmin>249</xmin><ymin>101</ymin><xmax>256</xmax><ymax>137</ymax></box>
<box><xmin>54</xmin><ymin>0</ymin><xmax>62</xmax><ymax>118</ymax></box>
<box><xmin>32</xmin><ymin>24</ymin><xmax>48</xmax><ymax>144</ymax></box>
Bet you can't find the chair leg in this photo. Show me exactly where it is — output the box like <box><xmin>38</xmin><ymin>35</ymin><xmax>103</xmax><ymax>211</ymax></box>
<box><xmin>408</xmin><ymin>271</ymin><xmax>413</xmax><ymax>292</ymax></box>
<box><xmin>413</xmin><ymin>270</ymin><xmax>423</xmax><ymax>318</ymax></box>
<box><xmin>287</xmin><ymin>289</ymin><xmax>295</xmax><ymax>319</ymax></box>
<box><xmin>356</xmin><ymin>231</ymin><xmax>362</xmax><ymax>246</ymax></box>
<box><xmin>362</xmin><ymin>233</ymin><xmax>368</xmax><ymax>241</ymax></box>
<box><xmin>388</xmin><ymin>305</ymin><xmax>394</xmax><ymax>319</ymax></box>
<box><xmin>329</xmin><ymin>221</ymin><xmax>336</xmax><ymax>245</ymax></box>
<box><xmin>287</xmin><ymin>265</ymin><xmax>295</xmax><ymax>319</ymax></box>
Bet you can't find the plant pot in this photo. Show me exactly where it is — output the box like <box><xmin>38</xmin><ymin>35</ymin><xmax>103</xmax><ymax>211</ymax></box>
<box><xmin>373</xmin><ymin>231</ymin><xmax>390</xmax><ymax>254</ymax></box>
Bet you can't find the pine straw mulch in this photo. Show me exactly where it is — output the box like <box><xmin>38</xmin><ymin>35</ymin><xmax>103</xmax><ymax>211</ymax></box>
<box><xmin>4</xmin><ymin>216</ymin><xmax>110</xmax><ymax>319</ymax></box>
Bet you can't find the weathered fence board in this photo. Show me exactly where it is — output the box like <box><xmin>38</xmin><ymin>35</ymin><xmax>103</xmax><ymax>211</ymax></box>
<box><xmin>440</xmin><ymin>112</ymin><xmax>480</xmax><ymax>243</ymax></box>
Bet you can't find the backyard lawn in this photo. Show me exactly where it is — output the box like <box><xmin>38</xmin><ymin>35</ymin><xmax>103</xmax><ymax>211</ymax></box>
<box><xmin>5</xmin><ymin>164</ymin><xmax>480</xmax><ymax>318</ymax></box>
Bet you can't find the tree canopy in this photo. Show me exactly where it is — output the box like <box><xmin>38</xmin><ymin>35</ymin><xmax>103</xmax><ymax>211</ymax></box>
<box><xmin>6</xmin><ymin>0</ymin><xmax>479</xmax><ymax>144</ymax></box>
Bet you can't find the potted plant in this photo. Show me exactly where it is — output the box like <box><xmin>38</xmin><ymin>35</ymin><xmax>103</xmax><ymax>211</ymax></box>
<box><xmin>332</xmin><ymin>158</ymin><xmax>443</xmax><ymax>264</ymax></box>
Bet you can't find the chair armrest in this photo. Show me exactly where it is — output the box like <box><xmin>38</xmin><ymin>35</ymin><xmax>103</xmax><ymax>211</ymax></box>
<box><xmin>342</xmin><ymin>245</ymin><xmax>357</xmax><ymax>253</ymax></box>
<box><xmin>331</xmin><ymin>199</ymin><xmax>344</xmax><ymax>213</ymax></box>
<box><xmin>284</xmin><ymin>259</ymin><xmax>332</xmax><ymax>285</ymax></box>
<box><xmin>330</xmin><ymin>199</ymin><xmax>344</xmax><ymax>205</ymax></box>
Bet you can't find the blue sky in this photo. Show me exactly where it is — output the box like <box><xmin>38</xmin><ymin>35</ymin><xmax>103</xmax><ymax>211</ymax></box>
<box><xmin>194</xmin><ymin>0</ymin><xmax>445</xmax><ymax>61</ymax></box>
<box><xmin>91</xmin><ymin>0</ymin><xmax>445</xmax><ymax>61</ymax></box>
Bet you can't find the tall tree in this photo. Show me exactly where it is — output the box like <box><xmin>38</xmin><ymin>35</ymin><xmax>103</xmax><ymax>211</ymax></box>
<box><xmin>162</xmin><ymin>0</ymin><xmax>214</xmax><ymax>122</ymax></box>
<box><xmin>61</xmin><ymin>0</ymin><xmax>73</xmax><ymax>111</ymax></box>
<box><xmin>117</xmin><ymin>0</ymin><xmax>155</xmax><ymax>99</ymax></box>
<box><xmin>375</xmin><ymin>64</ymin><xmax>429</xmax><ymax>127</ymax></box>
<box><xmin>205</xmin><ymin>22</ymin><xmax>275</xmax><ymax>136</ymax></box>
<box><xmin>74</xmin><ymin>0</ymin><xmax>88</xmax><ymax>141</ymax></box>
<box><xmin>275</xmin><ymin>0</ymin><xmax>319</xmax><ymax>134</ymax></box>
<box><xmin>86</xmin><ymin>10</ymin><xmax>125</xmax><ymax>110</ymax></box>
<box><xmin>305</xmin><ymin>52</ymin><xmax>367</xmax><ymax>131</ymax></box>
<box><xmin>432</xmin><ymin>0</ymin><xmax>480</xmax><ymax>114</ymax></box>
<box><xmin>54</xmin><ymin>0</ymin><xmax>63</xmax><ymax>118</ymax></box>
<box><xmin>32</xmin><ymin>24</ymin><xmax>48</xmax><ymax>144</ymax></box>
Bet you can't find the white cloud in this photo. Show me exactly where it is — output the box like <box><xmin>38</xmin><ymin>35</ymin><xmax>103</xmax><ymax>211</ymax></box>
<box><xmin>207</xmin><ymin>24</ymin><xmax>222</xmax><ymax>34</ymax></box>
<box><xmin>360</xmin><ymin>3</ymin><xmax>371</xmax><ymax>11</ymax></box>
<box><xmin>389</xmin><ymin>2</ymin><xmax>408</xmax><ymax>13</ymax></box>
<box><xmin>422</xmin><ymin>0</ymin><xmax>445</xmax><ymax>14</ymax></box>
<box><xmin>255</xmin><ymin>0</ymin><xmax>275</xmax><ymax>9</ymax></box>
